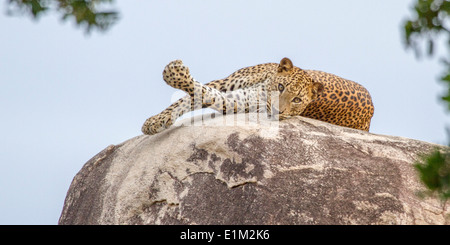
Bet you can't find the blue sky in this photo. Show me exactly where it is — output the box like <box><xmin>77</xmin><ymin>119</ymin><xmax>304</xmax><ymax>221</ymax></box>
<box><xmin>0</xmin><ymin>0</ymin><xmax>448</xmax><ymax>224</ymax></box>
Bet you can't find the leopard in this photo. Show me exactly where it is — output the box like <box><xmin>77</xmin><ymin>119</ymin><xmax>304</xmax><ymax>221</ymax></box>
<box><xmin>141</xmin><ymin>58</ymin><xmax>374</xmax><ymax>135</ymax></box>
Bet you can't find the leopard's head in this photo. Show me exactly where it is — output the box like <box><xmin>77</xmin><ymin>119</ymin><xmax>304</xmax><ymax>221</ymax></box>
<box><xmin>268</xmin><ymin>57</ymin><xmax>324</xmax><ymax>119</ymax></box>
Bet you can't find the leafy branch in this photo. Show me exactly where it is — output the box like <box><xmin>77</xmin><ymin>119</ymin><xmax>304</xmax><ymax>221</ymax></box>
<box><xmin>404</xmin><ymin>0</ymin><xmax>450</xmax><ymax>203</ymax></box>
<box><xmin>6</xmin><ymin>0</ymin><xmax>119</xmax><ymax>33</ymax></box>
<box><xmin>415</xmin><ymin>149</ymin><xmax>450</xmax><ymax>201</ymax></box>
<box><xmin>403</xmin><ymin>0</ymin><xmax>450</xmax><ymax>109</ymax></box>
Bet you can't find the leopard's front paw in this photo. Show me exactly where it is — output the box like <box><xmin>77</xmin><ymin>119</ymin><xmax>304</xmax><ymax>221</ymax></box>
<box><xmin>141</xmin><ymin>113</ymin><xmax>173</xmax><ymax>135</ymax></box>
<box><xmin>163</xmin><ymin>59</ymin><xmax>193</xmax><ymax>89</ymax></box>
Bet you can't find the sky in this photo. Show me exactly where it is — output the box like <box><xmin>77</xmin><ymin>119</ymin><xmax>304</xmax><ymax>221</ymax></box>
<box><xmin>0</xmin><ymin>0</ymin><xmax>449</xmax><ymax>225</ymax></box>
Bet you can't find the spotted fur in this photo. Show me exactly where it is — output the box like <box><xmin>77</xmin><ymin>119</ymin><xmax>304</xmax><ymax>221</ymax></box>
<box><xmin>142</xmin><ymin>58</ymin><xmax>374</xmax><ymax>135</ymax></box>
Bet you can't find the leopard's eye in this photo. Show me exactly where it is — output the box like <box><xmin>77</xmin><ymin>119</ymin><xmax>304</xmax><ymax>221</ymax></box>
<box><xmin>292</xmin><ymin>97</ymin><xmax>302</xmax><ymax>103</ymax></box>
<box><xmin>278</xmin><ymin>84</ymin><xmax>284</xmax><ymax>92</ymax></box>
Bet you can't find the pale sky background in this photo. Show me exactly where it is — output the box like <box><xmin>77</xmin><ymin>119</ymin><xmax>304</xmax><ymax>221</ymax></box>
<box><xmin>0</xmin><ymin>0</ymin><xmax>449</xmax><ymax>224</ymax></box>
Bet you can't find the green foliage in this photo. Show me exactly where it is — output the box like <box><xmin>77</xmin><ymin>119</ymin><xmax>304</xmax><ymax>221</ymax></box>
<box><xmin>441</xmin><ymin>72</ymin><xmax>450</xmax><ymax>109</ymax></box>
<box><xmin>414</xmin><ymin>149</ymin><xmax>450</xmax><ymax>201</ymax></box>
<box><xmin>6</xmin><ymin>0</ymin><xmax>119</xmax><ymax>33</ymax></box>
<box><xmin>403</xmin><ymin>0</ymin><xmax>450</xmax><ymax>110</ymax></box>
<box><xmin>404</xmin><ymin>0</ymin><xmax>450</xmax><ymax>57</ymax></box>
<box><xmin>404</xmin><ymin>1</ymin><xmax>450</xmax><ymax>204</ymax></box>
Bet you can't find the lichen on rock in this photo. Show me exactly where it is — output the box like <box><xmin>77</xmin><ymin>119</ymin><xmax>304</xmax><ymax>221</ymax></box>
<box><xmin>59</xmin><ymin>113</ymin><xmax>449</xmax><ymax>225</ymax></box>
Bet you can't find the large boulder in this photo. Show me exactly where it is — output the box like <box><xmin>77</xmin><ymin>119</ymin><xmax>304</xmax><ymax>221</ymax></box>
<box><xmin>59</xmin><ymin>113</ymin><xmax>449</xmax><ymax>225</ymax></box>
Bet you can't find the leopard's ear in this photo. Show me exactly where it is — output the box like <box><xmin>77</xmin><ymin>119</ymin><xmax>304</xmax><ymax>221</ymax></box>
<box><xmin>309</xmin><ymin>82</ymin><xmax>324</xmax><ymax>100</ymax></box>
<box><xmin>277</xmin><ymin>57</ymin><xmax>293</xmax><ymax>73</ymax></box>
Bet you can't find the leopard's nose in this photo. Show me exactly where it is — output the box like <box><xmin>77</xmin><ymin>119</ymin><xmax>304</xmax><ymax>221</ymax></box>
<box><xmin>270</xmin><ymin>106</ymin><xmax>286</xmax><ymax>119</ymax></box>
